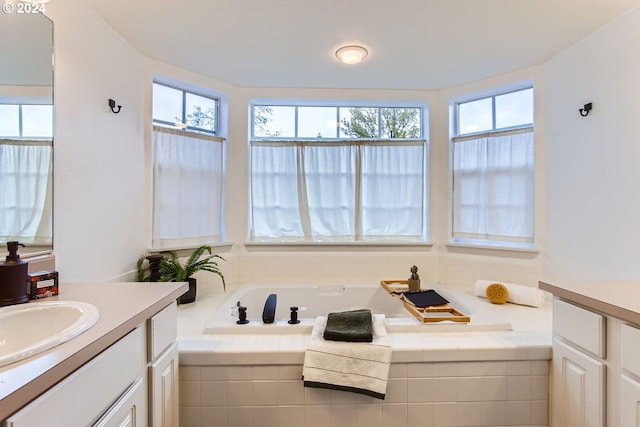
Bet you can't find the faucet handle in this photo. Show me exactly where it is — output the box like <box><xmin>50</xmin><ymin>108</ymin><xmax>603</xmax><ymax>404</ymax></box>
<box><xmin>288</xmin><ymin>306</ymin><xmax>301</xmax><ymax>324</ymax></box>
<box><xmin>236</xmin><ymin>306</ymin><xmax>249</xmax><ymax>324</ymax></box>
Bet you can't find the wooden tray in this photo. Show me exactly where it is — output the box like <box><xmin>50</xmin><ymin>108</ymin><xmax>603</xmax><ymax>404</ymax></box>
<box><xmin>380</xmin><ymin>280</ymin><xmax>471</xmax><ymax>323</ymax></box>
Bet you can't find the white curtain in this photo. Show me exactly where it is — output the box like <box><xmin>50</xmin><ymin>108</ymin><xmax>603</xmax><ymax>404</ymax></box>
<box><xmin>0</xmin><ymin>139</ymin><xmax>53</xmax><ymax>243</ymax></box>
<box><xmin>452</xmin><ymin>128</ymin><xmax>534</xmax><ymax>243</ymax></box>
<box><xmin>152</xmin><ymin>126</ymin><xmax>224</xmax><ymax>248</ymax></box>
<box><xmin>250</xmin><ymin>139</ymin><xmax>425</xmax><ymax>241</ymax></box>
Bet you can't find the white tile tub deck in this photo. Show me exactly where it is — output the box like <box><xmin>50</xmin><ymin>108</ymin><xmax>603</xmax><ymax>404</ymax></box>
<box><xmin>177</xmin><ymin>283</ymin><xmax>552</xmax><ymax>427</ymax></box>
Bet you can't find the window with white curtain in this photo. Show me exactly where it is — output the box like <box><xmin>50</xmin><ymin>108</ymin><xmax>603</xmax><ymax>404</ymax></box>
<box><xmin>151</xmin><ymin>81</ymin><xmax>224</xmax><ymax>248</ymax></box>
<box><xmin>452</xmin><ymin>87</ymin><xmax>534</xmax><ymax>246</ymax></box>
<box><xmin>0</xmin><ymin>103</ymin><xmax>53</xmax><ymax>244</ymax></box>
<box><xmin>250</xmin><ymin>104</ymin><xmax>427</xmax><ymax>242</ymax></box>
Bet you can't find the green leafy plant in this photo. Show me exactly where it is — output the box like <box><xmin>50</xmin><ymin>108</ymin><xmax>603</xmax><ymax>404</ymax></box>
<box><xmin>160</xmin><ymin>245</ymin><xmax>225</xmax><ymax>290</ymax></box>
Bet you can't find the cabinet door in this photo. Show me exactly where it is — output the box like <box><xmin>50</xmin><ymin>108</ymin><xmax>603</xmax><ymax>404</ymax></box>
<box><xmin>621</xmin><ymin>374</ymin><xmax>640</xmax><ymax>426</ymax></box>
<box><xmin>551</xmin><ymin>338</ymin><xmax>605</xmax><ymax>427</ymax></box>
<box><xmin>150</xmin><ymin>341</ymin><xmax>179</xmax><ymax>427</ymax></box>
<box><xmin>93</xmin><ymin>377</ymin><xmax>146</xmax><ymax>427</ymax></box>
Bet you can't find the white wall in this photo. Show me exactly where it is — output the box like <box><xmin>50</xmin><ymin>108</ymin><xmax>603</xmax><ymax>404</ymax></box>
<box><xmin>45</xmin><ymin>0</ymin><xmax>637</xmax><ymax>286</ymax></box>
<box><xmin>543</xmin><ymin>5</ymin><xmax>640</xmax><ymax>280</ymax></box>
<box><xmin>46</xmin><ymin>0</ymin><xmax>146</xmax><ymax>281</ymax></box>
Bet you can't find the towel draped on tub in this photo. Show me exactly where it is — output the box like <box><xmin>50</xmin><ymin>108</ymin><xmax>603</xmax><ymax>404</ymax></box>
<box><xmin>302</xmin><ymin>313</ymin><xmax>392</xmax><ymax>399</ymax></box>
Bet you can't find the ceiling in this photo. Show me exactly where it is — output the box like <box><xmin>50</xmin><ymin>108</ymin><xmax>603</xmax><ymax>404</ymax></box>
<box><xmin>85</xmin><ymin>0</ymin><xmax>640</xmax><ymax>90</ymax></box>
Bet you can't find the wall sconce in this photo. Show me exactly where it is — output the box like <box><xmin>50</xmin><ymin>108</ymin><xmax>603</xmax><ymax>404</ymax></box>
<box><xmin>579</xmin><ymin>102</ymin><xmax>592</xmax><ymax>117</ymax></box>
<box><xmin>108</xmin><ymin>99</ymin><xmax>122</xmax><ymax>114</ymax></box>
<box><xmin>335</xmin><ymin>45</ymin><xmax>368</xmax><ymax>65</ymax></box>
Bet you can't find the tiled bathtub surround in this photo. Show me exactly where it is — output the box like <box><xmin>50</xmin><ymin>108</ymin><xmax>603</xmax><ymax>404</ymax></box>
<box><xmin>177</xmin><ymin>284</ymin><xmax>552</xmax><ymax>427</ymax></box>
<box><xmin>180</xmin><ymin>360</ymin><xmax>549</xmax><ymax>427</ymax></box>
<box><xmin>179</xmin><ymin>360</ymin><xmax>549</xmax><ymax>427</ymax></box>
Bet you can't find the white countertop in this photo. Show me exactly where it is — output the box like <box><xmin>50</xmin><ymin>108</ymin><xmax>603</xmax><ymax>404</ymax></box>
<box><xmin>539</xmin><ymin>279</ymin><xmax>640</xmax><ymax>325</ymax></box>
<box><xmin>0</xmin><ymin>281</ymin><xmax>187</xmax><ymax>421</ymax></box>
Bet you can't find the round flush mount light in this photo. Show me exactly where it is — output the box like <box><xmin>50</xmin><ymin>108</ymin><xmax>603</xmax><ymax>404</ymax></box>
<box><xmin>335</xmin><ymin>45</ymin><xmax>368</xmax><ymax>65</ymax></box>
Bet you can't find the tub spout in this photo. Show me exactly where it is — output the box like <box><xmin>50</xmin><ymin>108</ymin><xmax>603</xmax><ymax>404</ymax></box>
<box><xmin>262</xmin><ymin>294</ymin><xmax>277</xmax><ymax>324</ymax></box>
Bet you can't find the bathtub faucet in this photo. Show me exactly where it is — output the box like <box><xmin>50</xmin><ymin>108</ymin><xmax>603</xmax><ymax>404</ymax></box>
<box><xmin>262</xmin><ymin>294</ymin><xmax>277</xmax><ymax>324</ymax></box>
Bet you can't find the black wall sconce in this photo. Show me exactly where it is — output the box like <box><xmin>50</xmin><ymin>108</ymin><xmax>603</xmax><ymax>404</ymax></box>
<box><xmin>108</xmin><ymin>98</ymin><xmax>122</xmax><ymax>114</ymax></box>
<box><xmin>579</xmin><ymin>102</ymin><xmax>592</xmax><ymax>117</ymax></box>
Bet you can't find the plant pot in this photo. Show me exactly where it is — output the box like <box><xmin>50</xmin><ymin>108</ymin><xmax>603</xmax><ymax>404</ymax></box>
<box><xmin>178</xmin><ymin>277</ymin><xmax>197</xmax><ymax>304</ymax></box>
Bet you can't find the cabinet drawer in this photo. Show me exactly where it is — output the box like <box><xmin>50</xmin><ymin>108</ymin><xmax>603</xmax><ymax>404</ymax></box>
<box><xmin>553</xmin><ymin>298</ymin><xmax>605</xmax><ymax>358</ymax></box>
<box><xmin>149</xmin><ymin>303</ymin><xmax>177</xmax><ymax>361</ymax></box>
<box><xmin>621</xmin><ymin>323</ymin><xmax>640</xmax><ymax>377</ymax></box>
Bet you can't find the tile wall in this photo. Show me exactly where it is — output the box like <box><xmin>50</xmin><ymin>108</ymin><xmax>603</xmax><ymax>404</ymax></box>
<box><xmin>179</xmin><ymin>360</ymin><xmax>549</xmax><ymax>427</ymax></box>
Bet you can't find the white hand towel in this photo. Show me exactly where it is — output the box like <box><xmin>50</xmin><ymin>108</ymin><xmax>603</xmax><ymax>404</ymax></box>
<box><xmin>302</xmin><ymin>314</ymin><xmax>391</xmax><ymax>399</ymax></box>
<box><xmin>474</xmin><ymin>279</ymin><xmax>546</xmax><ymax>307</ymax></box>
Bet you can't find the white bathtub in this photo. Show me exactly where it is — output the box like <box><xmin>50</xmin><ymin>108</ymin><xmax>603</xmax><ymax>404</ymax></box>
<box><xmin>203</xmin><ymin>283</ymin><xmax>513</xmax><ymax>334</ymax></box>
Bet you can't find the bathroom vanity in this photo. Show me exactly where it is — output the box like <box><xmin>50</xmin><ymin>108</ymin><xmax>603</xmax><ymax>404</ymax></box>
<box><xmin>540</xmin><ymin>279</ymin><xmax>640</xmax><ymax>427</ymax></box>
<box><xmin>0</xmin><ymin>281</ymin><xmax>187</xmax><ymax>426</ymax></box>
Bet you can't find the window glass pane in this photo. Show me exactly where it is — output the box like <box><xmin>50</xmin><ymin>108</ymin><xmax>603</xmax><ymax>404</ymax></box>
<box><xmin>253</xmin><ymin>106</ymin><xmax>295</xmax><ymax>137</ymax></box>
<box><xmin>339</xmin><ymin>107</ymin><xmax>379</xmax><ymax>138</ymax></box>
<box><xmin>0</xmin><ymin>105</ymin><xmax>20</xmax><ymax>137</ymax></box>
<box><xmin>495</xmin><ymin>88</ymin><xmax>533</xmax><ymax>129</ymax></box>
<box><xmin>153</xmin><ymin>84</ymin><xmax>183</xmax><ymax>124</ymax></box>
<box><xmin>186</xmin><ymin>92</ymin><xmax>217</xmax><ymax>132</ymax></box>
<box><xmin>22</xmin><ymin>105</ymin><xmax>53</xmax><ymax>137</ymax></box>
<box><xmin>458</xmin><ymin>98</ymin><xmax>492</xmax><ymax>135</ymax></box>
<box><xmin>298</xmin><ymin>106</ymin><xmax>338</xmax><ymax>138</ymax></box>
<box><xmin>380</xmin><ymin>107</ymin><xmax>421</xmax><ymax>138</ymax></box>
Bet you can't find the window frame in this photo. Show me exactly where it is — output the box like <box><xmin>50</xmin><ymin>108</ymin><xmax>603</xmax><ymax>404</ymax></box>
<box><xmin>248</xmin><ymin>99</ymin><xmax>430</xmax><ymax>244</ymax></box>
<box><xmin>454</xmin><ymin>86</ymin><xmax>533</xmax><ymax>137</ymax></box>
<box><xmin>0</xmin><ymin>103</ymin><xmax>53</xmax><ymax>139</ymax></box>
<box><xmin>152</xmin><ymin>81</ymin><xmax>221</xmax><ymax>136</ymax></box>
<box><xmin>250</xmin><ymin>101</ymin><xmax>425</xmax><ymax>140</ymax></box>
<box><xmin>450</xmin><ymin>85</ymin><xmax>535</xmax><ymax>250</ymax></box>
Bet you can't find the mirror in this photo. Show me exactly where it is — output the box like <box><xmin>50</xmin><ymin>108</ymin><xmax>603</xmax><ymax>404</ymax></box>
<box><xmin>0</xmin><ymin>11</ymin><xmax>54</xmax><ymax>255</ymax></box>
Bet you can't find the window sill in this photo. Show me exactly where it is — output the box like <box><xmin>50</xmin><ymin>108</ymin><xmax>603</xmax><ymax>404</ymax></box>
<box><xmin>244</xmin><ymin>241</ymin><xmax>434</xmax><ymax>252</ymax></box>
<box><xmin>150</xmin><ymin>242</ymin><xmax>233</xmax><ymax>255</ymax></box>
<box><xmin>445</xmin><ymin>240</ymin><xmax>539</xmax><ymax>256</ymax></box>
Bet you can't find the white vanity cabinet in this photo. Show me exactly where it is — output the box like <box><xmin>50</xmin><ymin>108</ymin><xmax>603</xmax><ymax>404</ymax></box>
<box><xmin>620</xmin><ymin>323</ymin><xmax>640</xmax><ymax>426</ymax></box>
<box><xmin>2</xmin><ymin>301</ymin><xmax>180</xmax><ymax>427</ymax></box>
<box><xmin>148</xmin><ymin>302</ymin><xmax>179</xmax><ymax>427</ymax></box>
<box><xmin>2</xmin><ymin>326</ymin><xmax>147</xmax><ymax>427</ymax></box>
<box><xmin>551</xmin><ymin>298</ymin><xmax>606</xmax><ymax>427</ymax></box>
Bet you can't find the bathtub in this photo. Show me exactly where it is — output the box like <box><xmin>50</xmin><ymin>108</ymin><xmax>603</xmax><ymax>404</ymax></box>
<box><xmin>203</xmin><ymin>283</ymin><xmax>513</xmax><ymax>334</ymax></box>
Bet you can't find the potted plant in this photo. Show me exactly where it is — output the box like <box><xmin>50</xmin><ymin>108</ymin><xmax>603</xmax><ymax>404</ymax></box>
<box><xmin>136</xmin><ymin>246</ymin><xmax>225</xmax><ymax>304</ymax></box>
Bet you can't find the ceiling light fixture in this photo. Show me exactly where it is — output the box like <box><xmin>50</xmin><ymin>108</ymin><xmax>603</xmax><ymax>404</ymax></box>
<box><xmin>335</xmin><ymin>45</ymin><xmax>368</xmax><ymax>65</ymax></box>
<box><xmin>20</xmin><ymin>0</ymin><xmax>51</xmax><ymax>3</ymax></box>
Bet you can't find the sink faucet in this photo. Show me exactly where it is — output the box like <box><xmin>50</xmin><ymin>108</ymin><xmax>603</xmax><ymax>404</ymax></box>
<box><xmin>262</xmin><ymin>294</ymin><xmax>277</xmax><ymax>323</ymax></box>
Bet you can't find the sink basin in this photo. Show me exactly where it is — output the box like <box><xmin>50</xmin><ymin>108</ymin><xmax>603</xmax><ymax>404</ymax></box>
<box><xmin>0</xmin><ymin>300</ymin><xmax>100</xmax><ymax>368</ymax></box>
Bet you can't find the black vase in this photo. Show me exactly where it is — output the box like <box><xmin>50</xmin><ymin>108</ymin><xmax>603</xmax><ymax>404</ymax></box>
<box><xmin>178</xmin><ymin>277</ymin><xmax>197</xmax><ymax>304</ymax></box>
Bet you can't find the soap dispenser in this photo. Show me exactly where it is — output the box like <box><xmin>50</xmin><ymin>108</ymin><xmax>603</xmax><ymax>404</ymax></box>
<box><xmin>0</xmin><ymin>241</ymin><xmax>29</xmax><ymax>307</ymax></box>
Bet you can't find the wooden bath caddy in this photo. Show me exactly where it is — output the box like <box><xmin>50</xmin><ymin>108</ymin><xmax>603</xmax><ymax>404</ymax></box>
<box><xmin>380</xmin><ymin>280</ymin><xmax>471</xmax><ymax>323</ymax></box>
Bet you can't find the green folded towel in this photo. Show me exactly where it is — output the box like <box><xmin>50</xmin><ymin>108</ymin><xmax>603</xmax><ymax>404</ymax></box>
<box><xmin>323</xmin><ymin>309</ymin><xmax>373</xmax><ymax>343</ymax></box>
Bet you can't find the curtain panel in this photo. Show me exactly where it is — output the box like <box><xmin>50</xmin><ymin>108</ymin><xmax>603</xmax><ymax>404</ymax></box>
<box><xmin>250</xmin><ymin>139</ymin><xmax>426</xmax><ymax>242</ymax></box>
<box><xmin>452</xmin><ymin>127</ymin><xmax>534</xmax><ymax>244</ymax></box>
<box><xmin>0</xmin><ymin>139</ymin><xmax>53</xmax><ymax>243</ymax></box>
<box><xmin>152</xmin><ymin>126</ymin><xmax>224</xmax><ymax>248</ymax></box>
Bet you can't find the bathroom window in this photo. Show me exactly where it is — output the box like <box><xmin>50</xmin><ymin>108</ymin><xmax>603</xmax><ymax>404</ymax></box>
<box><xmin>451</xmin><ymin>86</ymin><xmax>534</xmax><ymax>246</ymax></box>
<box><xmin>249</xmin><ymin>102</ymin><xmax>427</xmax><ymax>242</ymax></box>
<box><xmin>0</xmin><ymin>103</ymin><xmax>53</xmax><ymax>244</ymax></box>
<box><xmin>151</xmin><ymin>81</ymin><xmax>225</xmax><ymax>248</ymax></box>
<box><xmin>152</xmin><ymin>82</ymin><xmax>219</xmax><ymax>135</ymax></box>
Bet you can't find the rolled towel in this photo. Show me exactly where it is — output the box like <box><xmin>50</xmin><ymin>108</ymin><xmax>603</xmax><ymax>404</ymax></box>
<box><xmin>474</xmin><ymin>280</ymin><xmax>546</xmax><ymax>307</ymax></box>
<box><xmin>323</xmin><ymin>309</ymin><xmax>373</xmax><ymax>342</ymax></box>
